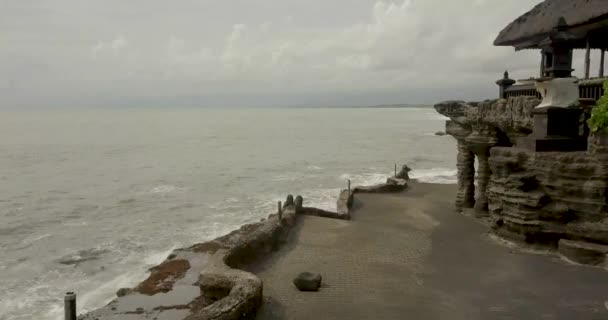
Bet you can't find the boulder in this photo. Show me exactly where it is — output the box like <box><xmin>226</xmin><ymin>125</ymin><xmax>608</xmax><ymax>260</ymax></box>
<box><xmin>116</xmin><ymin>288</ymin><xmax>131</xmax><ymax>297</ymax></box>
<box><xmin>558</xmin><ymin>239</ymin><xmax>608</xmax><ymax>266</ymax></box>
<box><xmin>435</xmin><ymin>131</ymin><xmax>447</xmax><ymax>136</ymax></box>
<box><xmin>293</xmin><ymin>272</ymin><xmax>322</xmax><ymax>292</ymax></box>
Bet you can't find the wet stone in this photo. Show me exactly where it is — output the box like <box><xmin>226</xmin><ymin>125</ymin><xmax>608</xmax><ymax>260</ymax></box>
<box><xmin>293</xmin><ymin>272</ymin><xmax>322</xmax><ymax>292</ymax></box>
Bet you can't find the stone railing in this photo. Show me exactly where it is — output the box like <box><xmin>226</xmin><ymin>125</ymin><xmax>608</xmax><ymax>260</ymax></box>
<box><xmin>498</xmin><ymin>75</ymin><xmax>606</xmax><ymax>101</ymax></box>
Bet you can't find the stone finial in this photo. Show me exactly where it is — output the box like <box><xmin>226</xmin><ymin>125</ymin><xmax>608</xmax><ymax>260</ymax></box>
<box><xmin>496</xmin><ymin>70</ymin><xmax>516</xmax><ymax>99</ymax></box>
<box><xmin>556</xmin><ymin>16</ymin><xmax>568</xmax><ymax>31</ymax></box>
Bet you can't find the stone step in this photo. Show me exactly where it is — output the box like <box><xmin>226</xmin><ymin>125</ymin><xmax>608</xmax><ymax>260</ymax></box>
<box><xmin>558</xmin><ymin>239</ymin><xmax>608</xmax><ymax>266</ymax></box>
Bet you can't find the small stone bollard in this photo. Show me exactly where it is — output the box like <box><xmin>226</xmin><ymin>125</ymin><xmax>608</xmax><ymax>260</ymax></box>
<box><xmin>64</xmin><ymin>292</ymin><xmax>76</xmax><ymax>320</ymax></box>
<box><xmin>284</xmin><ymin>194</ymin><xmax>294</xmax><ymax>208</ymax></box>
<box><xmin>278</xmin><ymin>201</ymin><xmax>283</xmax><ymax>221</ymax></box>
<box><xmin>295</xmin><ymin>196</ymin><xmax>303</xmax><ymax>213</ymax></box>
<box><xmin>348</xmin><ymin>179</ymin><xmax>351</xmax><ymax>194</ymax></box>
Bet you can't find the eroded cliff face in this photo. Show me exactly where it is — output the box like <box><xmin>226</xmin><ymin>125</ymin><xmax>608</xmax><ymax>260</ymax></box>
<box><xmin>488</xmin><ymin>147</ymin><xmax>608</xmax><ymax>245</ymax></box>
<box><xmin>435</xmin><ymin>97</ymin><xmax>539</xmax><ymax>213</ymax></box>
<box><xmin>435</xmin><ymin>97</ymin><xmax>608</xmax><ymax>251</ymax></box>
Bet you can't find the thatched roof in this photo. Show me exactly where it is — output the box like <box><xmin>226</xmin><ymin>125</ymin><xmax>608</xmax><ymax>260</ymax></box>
<box><xmin>494</xmin><ymin>0</ymin><xmax>608</xmax><ymax>49</ymax></box>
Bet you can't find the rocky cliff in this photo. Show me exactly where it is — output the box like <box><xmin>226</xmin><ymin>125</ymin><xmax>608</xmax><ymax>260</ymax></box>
<box><xmin>435</xmin><ymin>97</ymin><xmax>608</xmax><ymax>262</ymax></box>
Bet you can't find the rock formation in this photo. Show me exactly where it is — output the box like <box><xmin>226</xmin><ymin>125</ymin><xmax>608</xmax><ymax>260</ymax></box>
<box><xmin>435</xmin><ymin>96</ymin><xmax>608</xmax><ymax>258</ymax></box>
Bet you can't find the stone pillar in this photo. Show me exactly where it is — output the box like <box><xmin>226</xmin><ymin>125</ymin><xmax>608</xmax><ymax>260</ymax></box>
<box><xmin>474</xmin><ymin>151</ymin><xmax>491</xmax><ymax>215</ymax></box>
<box><xmin>456</xmin><ymin>140</ymin><xmax>475</xmax><ymax>210</ymax></box>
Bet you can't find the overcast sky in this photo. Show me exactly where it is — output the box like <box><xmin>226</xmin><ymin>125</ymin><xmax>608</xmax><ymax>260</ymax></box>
<box><xmin>1</xmin><ymin>0</ymin><xmax>603</xmax><ymax>108</ymax></box>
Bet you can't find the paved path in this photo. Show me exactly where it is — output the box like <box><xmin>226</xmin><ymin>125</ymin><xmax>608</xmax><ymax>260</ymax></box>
<box><xmin>251</xmin><ymin>183</ymin><xmax>608</xmax><ymax>320</ymax></box>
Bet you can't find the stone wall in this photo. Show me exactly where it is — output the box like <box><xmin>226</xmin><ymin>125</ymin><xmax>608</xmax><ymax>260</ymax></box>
<box><xmin>435</xmin><ymin>97</ymin><xmax>608</xmax><ymax>257</ymax></box>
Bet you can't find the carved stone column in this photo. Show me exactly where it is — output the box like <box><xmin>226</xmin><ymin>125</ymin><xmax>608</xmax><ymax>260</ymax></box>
<box><xmin>456</xmin><ymin>139</ymin><xmax>475</xmax><ymax>209</ymax></box>
<box><xmin>466</xmin><ymin>130</ymin><xmax>498</xmax><ymax>216</ymax></box>
<box><xmin>474</xmin><ymin>151</ymin><xmax>491</xmax><ymax>214</ymax></box>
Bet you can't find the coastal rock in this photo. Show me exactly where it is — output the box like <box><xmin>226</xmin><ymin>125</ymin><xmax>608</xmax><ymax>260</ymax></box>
<box><xmin>293</xmin><ymin>272</ymin><xmax>322</xmax><ymax>292</ymax></box>
<box><xmin>79</xmin><ymin>199</ymin><xmax>300</xmax><ymax>320</ymax></box>
<box><xmin>435</xmin><ymin>97</ymin><xmax>539</xmax><ymax>212</ymax></box>
<box><xmin>116</xmin><ymin>288</ymin><xmax>131</xmax><ymax>297</ymax></box>
<box><xmin>435</xmin><ymin>96</ymin><xmax>608</xmax><ymax>262</ymax></box>
<box><xmin>488</xmin><ymin>147</ymin><xmax>608</xmax><ymax>245</ymax></box>
<box><xmin>435</xmin><ymin>131</ymin><xmax>447</xmax><ymax>136</ymax></box>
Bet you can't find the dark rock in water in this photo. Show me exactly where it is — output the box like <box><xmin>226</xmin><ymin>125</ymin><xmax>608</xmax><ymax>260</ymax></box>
<box><xmin>396</xmin><ymin>165</ymin><xmax>412</xmax><ymax>180</ymax></box>
<box><xmin>435</xmin><ymin>131</ymin><xmax>447</xmax><ymax>136</ymax></box>
<box><xmin>558</xmin><ymin>239</ymin><xmax>608</xmax><ymax>266</ymax></box>
<box><xmin>57</xmin><ymin>248</ymin><xmax>109</xmax><ymax>266</ymax></box>
<box><xmin>116</xmin><ymin>288</ymin><xmax>132</xmax><ymax>297</ymax></box>
<box><xmin>295</xmin><ymin>196</ymin><xmax>304</xmax><ymax>213</ymax></box>
<box><xmin>293</xmin><ymin>272</ymin><xmax>322</xmax><ymax>291</ymax></box>
<box><xmin>284</xmin><ymin>195</ymin><xmax>294</xmax><ymax>208</ymax></box>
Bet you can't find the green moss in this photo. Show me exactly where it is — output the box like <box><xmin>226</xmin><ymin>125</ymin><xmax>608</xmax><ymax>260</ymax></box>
<box><xmin>587</xmin><ymin>80</ymin><xmax>608</xmax><ymax>134</ymax></box>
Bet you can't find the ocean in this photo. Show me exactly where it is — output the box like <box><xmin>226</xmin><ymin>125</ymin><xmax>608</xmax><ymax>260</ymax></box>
<box><xmin>0</xmin><ymin>107</ymin><xmax>455</xmax><ymax>320</ymax></box>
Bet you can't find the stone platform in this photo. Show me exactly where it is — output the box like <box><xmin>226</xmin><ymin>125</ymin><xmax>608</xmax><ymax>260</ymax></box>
<box><xmin>251</xmin><ymin>183</ymin><xmax>608</xmax><ymax>320</ymax></box>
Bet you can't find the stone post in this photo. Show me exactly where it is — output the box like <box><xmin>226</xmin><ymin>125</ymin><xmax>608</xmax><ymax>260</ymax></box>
<box><xmin>456</xmin><ymin>140</ymin><xmax>475</xmax><ymax>210</ymax></box>
<box><xmin>496</xmin><ymin>71</ymin><xmax>516</xmax><ymax>99</ymax></box>
<box><xmin>65</xmin><ymin>292</ymin><xmax>76</xmax><ymax>320</ymax></box>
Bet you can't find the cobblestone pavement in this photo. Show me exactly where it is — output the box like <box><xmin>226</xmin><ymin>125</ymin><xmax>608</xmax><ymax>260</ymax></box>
<box><xmin>251</xmin><ymin>183</ymin><xmax>608</xmax><ymax>320</ymax></box>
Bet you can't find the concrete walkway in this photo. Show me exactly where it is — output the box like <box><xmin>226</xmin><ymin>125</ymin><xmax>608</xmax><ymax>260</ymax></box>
<box><xmin>250</xmin><ymin>183</ymin><xmax>608</xmax><ymax>320</ymax></box>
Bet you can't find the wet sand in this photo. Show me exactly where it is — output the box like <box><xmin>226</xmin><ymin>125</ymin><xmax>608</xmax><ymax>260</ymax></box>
<box><xmin>251</xmin><ymin>182</ymin><xmax>608</xmax><ymax>320</ymax></box>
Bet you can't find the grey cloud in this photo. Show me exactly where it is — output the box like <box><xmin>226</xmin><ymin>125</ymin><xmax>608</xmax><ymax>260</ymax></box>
<box><xmin>1</xmin><ymin>0</ymin><xmax>586</xmax><ymax>108</ymax></box>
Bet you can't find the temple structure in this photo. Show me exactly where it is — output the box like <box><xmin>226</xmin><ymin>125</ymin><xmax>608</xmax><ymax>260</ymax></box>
<box><xmin>495</xmin><ymin>0</ymin><xmax>607</xmax><ymax>101</ymax></box>
<box><xmin>435</xmin><ymin>0</ymin><xmax>608</xmax><ymax>263</ymax></box>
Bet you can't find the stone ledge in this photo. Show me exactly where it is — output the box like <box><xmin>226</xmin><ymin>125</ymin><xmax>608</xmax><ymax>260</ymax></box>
<box><xmin>558</xmin><ymin>239</ymin><xmax>608</xmax><ymax>266</ymax></box>
<box><xmin>299</xmin><ymin>207</ymin><xmax>348</xmax><ymax>220</ymax></box>
<box><xmin>352</xmin><ymin>178</ymin><xmax>408</xmax><ymax>194</ymax></box>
